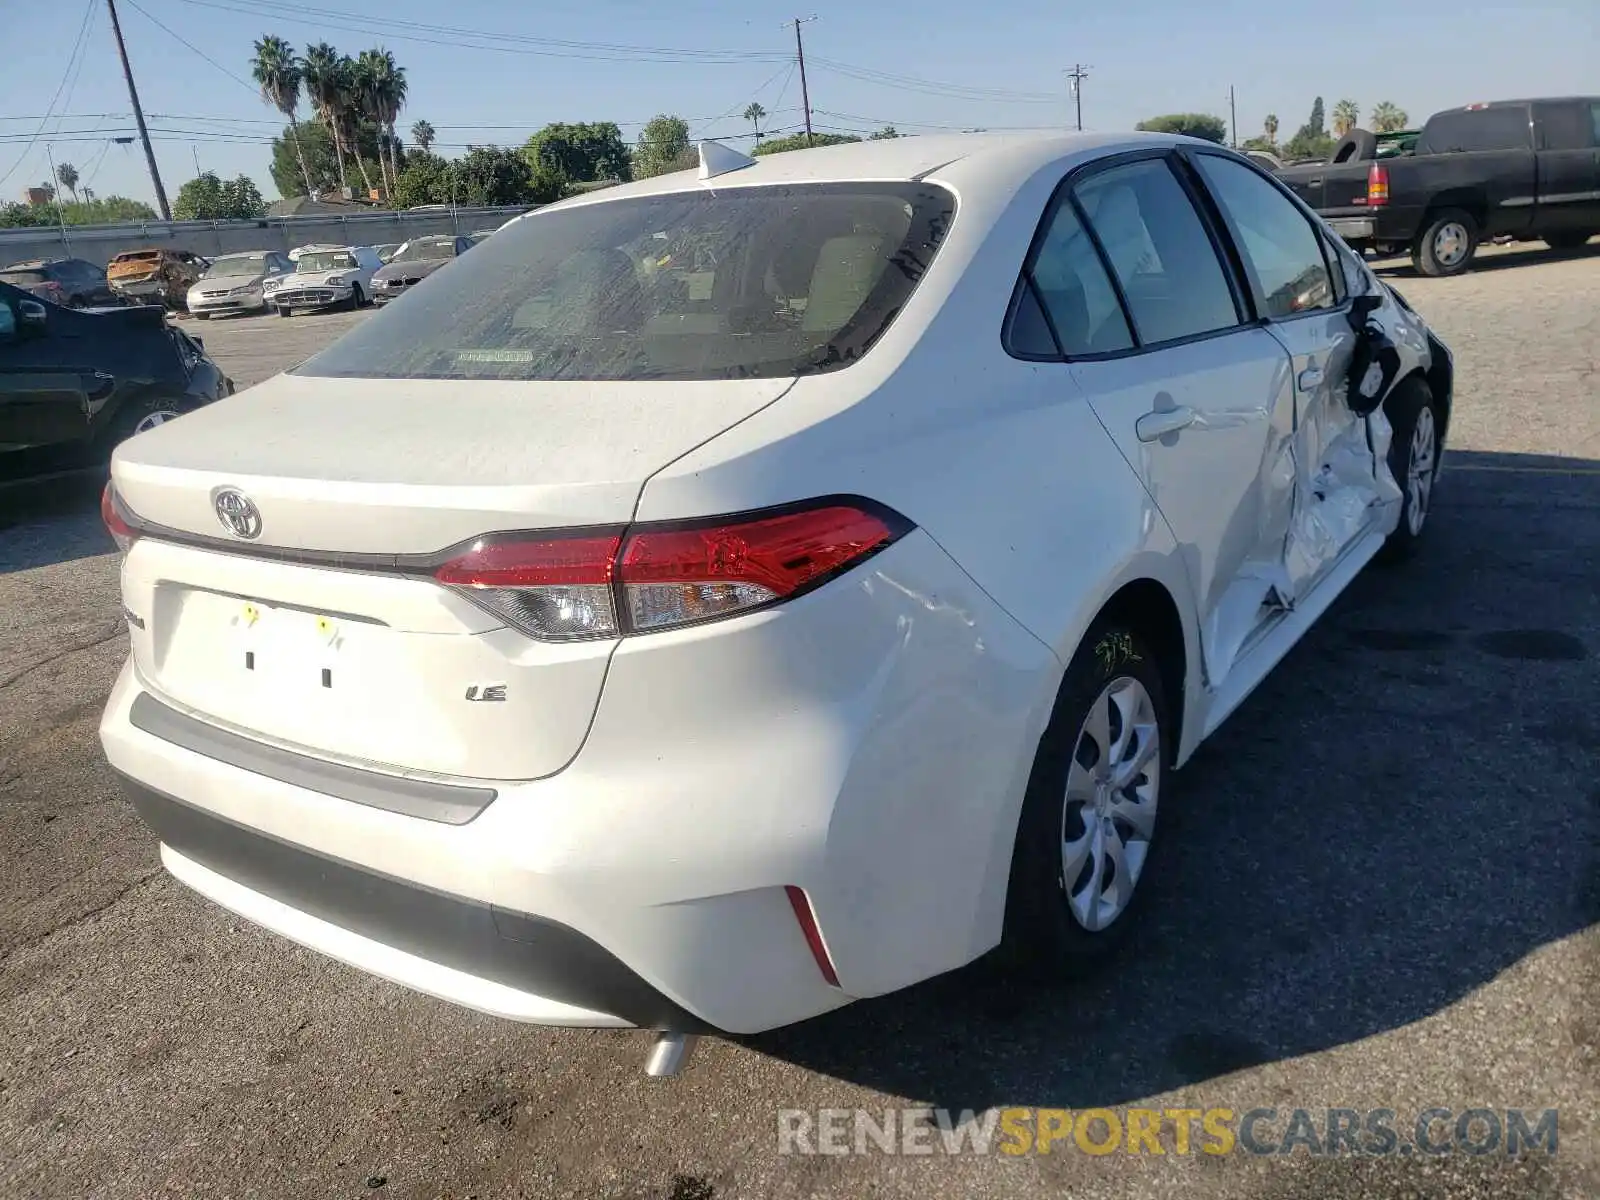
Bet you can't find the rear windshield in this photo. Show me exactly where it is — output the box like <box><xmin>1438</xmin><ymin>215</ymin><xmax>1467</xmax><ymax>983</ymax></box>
<box><xmin>295</xmin><ymin>182</ymin><xmax>956</xmax><ymax>382</ymax></box>
<box><xmin>392</xmin><ymin>237</ymin><xmax>457</xmax><ymax>262</ymax></box>
<box><xmin>113</xmin><ymin>250</ymin><xmax>161</xmax><ymax>262</ymax></box>
<box><xmin>0</xmin><ymin>269</ymin><xmax>48</xmax><ymax>284</ymax></box>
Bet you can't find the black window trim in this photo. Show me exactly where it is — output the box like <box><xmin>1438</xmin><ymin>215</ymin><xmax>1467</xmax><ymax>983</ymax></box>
<box><xmin>1179</xmin><ymin>146</ymin><xmax>1354</xmax><ymax>328</ymax></box>
<box><xmin>1001</xmin><ymin>146</ymin><xmax>1255</xmax><ymax>365</ymax></box>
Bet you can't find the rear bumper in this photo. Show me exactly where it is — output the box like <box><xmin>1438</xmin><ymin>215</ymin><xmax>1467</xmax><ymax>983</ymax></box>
<box><xmin>122</xmin><ymin>777</ymin><xmax>712</xmax><ymax>1029</ymax></box>
<box><xmin>1327</xmin><ymin>217</ymin><xmax>1375</xmax><ymax>241</ymax></box>
<box><xmin>100</xmin><ymin>529</ymin><xmax>1059</xmax><ymax>1034</ymax></box>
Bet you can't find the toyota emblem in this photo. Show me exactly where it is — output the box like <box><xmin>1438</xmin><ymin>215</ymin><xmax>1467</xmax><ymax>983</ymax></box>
<box><xmin>213</xmin><ymin>488</ymin><xmax>263</xmax><ymax>540</ymax></box>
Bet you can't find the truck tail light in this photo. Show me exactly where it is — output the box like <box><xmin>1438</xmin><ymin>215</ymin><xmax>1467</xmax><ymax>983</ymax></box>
<box><xmin>101</xmin><ymin>483</ymin><xmax>139</xmax><ymax>555</ymax></box>
<box><xmin>1367</xmin><ymin>162</ymin><xmax>1389</xmax><ymax>207</ymax></box>
<box><xmin>433</xmin><ymin>498</ymin><xmax>911</xmax><ymax>642</ymax></box>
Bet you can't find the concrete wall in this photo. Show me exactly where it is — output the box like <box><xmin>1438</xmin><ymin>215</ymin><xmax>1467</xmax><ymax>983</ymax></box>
<box><xmin>0</xmin><ymin>206</ymin><xmax>533</xmax><ymax>269</ymax></box>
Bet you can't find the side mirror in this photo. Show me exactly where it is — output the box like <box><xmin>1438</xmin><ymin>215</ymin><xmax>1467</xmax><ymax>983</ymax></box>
<box><xmin>18</xmin><ymin>298</ymin><xmax>48</xmax><ymax>333</ymax></box>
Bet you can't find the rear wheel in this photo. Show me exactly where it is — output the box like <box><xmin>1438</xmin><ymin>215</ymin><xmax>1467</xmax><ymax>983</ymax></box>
<box><xmin>1000</xmin><ymin>620</ymin><xmax>1169</xmax><ymax>976</ymax></box>
<box><xmin>109</xmin><ymin>396</ymin><xmax>185</xmax><ymax>448</ymax></box>
<box><xmin>1412</xmin><ymin>209</ymin><xmax>1478</xmax><ymax>277</ymax></box>
<box><xmin>346</xmin><ymin>283</ymin><xmax>365</xmax><ymax>311</ymax></box>
<box><xmin>277</xmin><ymin>306</ymin><xmax>292</xmax><ymax>318</ymax></box>
<box><xmin>195</xmin><ymin>312</ymin><xmax>211</xmax><ymax>320</ymax></box>
<box><xmin>1542</xmin><ymin>230</ymin><xmax>1594</xmax><ymax>251</ymax></box>
<box><xmin>1377</xmin><ymin>376</ymin><xmax>1441</xmax><ymax>563</ymax></box>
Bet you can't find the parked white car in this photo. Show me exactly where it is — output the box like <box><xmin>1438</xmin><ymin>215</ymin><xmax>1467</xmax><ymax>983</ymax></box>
<box><xmin>100</xmin><ymin>133</ymin><xmax>1451</xmax><ymax>1075</ymax></box>
<box><xmin>265</xmin><ymin>244</ymin><xmax>382</xmax><ymax>315</ymax></box>
<box><xmin>186</xmin><ymin>250</ymin><xmax>295</xmax><ymax>319</ymax></box>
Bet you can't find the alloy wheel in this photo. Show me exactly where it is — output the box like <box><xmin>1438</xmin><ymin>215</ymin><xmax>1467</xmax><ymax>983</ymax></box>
<box><xmin>1432</xmin><ymin>222</ymin><xmax>1470</xmax><ymax>268</ymax></box>
<box><xmin>131</xmin><ymin>409</ymin><xmax>181</xmax><ymax>435</ymax></box>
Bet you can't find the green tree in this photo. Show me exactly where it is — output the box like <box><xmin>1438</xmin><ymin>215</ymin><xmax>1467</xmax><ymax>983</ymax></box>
<box><xmin>222</xmin><ymin>175</ymin><xmax>268</xmax><ymax>218</ymax></box>
<box><xmin>1135</xmin><ymin>113</ymin><xmax>1228</xmax><ymax>143</ymax></box>
<box><xmin>751</xmin><ymin>131</ymin><xmax>860</xmax><ymax>155</ymax></box>
<box><xmin>1371</xmin><ymin>101</ymin><xmax>1409</xmax><ymax>132</ymax></box>
<box><xmin>448</xmin><ymin>145</ymin><xmax>562</xmax><ymax>207</ymax></box>
<box><xmin>1263</xmin><ymin>113</ymin><xmax>1279</xmax><ymax>147</ymax></box>
<box><xmin>55</xmin><ymin>162</ymin><xmax>79</xmax><ymax>201</ymax></box>
<box><xmin>1284</xmin><ymin>97</ymin><xmax>1335</xmax><ymax>162</ymax></box>
<box><xmin>393</xmin><ymin>150</ymin><xmax>451</xmax><ymax>207</ymax></box>
<box><xmin>173</xmin><ymin>172</ymin><xmax>270</xmax><ymax>220</ymax></box>
<box><xmin>252</xmin><ymin>34</ymin><xmax>313</xmax><ymax>197</ymax></box>
<box><xmin>868</xmin><ymin>125</ymin><xmax>901</xmax><ymax>140</ymax></box>
<box><xmin>411</xmin><ymin>119</ymin><xmax>436</xmax><ymax>153</ymax></box>
<box><xmin>742</xmin><ymin>102</ymin><xmax>767</xmax><ymax>145</ymax></box>
<box><xmin>633</xmin><ymin>114</ymin><xmax>692</xmax><ymax>178</ymax></box>
<box><xmin>0</xmin><ymin>195</ymin><xmax>158</xmax><ymax>228</ymax></box>
<box><xmin>523</xmin><ymin>122</ymin><xmax>631</xmax><ymax>184</ymax></box>
<box><xmin>1332</xmin><ymin>99</ymin><xmax>1360</xmax><ymax>137</ymax></box>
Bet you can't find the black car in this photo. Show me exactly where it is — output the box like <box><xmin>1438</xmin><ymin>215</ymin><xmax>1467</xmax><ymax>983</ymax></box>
<box><xmin>370</xmin><ymin>234</ymin><xmax>476</xmax><ymax>303</ymax></box>
<box><xmin>0</xmin><ymin>281</ymin><xmax>233</xmax><ymax>487</ymax></box>
<box><xmin>0</xmin><ymin>257</ymin><xmax>120</xmax><ymax>308</ymax></box>
<box><xmin>1275</xmin><ymin>96</ymin><xmax>1600</xmax><ymax>275</ymax></box>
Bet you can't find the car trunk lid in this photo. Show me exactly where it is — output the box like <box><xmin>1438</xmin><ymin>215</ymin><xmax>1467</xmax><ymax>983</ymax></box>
<box><xmin>111</xmin><ymin>370</ymin><xmax>793</xmax><ymax>781</ymax></box>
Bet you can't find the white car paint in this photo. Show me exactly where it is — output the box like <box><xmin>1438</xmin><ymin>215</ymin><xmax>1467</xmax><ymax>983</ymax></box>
<box><xmin>99</xmin><ymin>131</ymin><xmax>1449</xmax><ymax>1044</ymax></box>
<box><xmin>264</xmin><ymin>245</ymin><xmax>383</xmax><ymax>312</ymax></box>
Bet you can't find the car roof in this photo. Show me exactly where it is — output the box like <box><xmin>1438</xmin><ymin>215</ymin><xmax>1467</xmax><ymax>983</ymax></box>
<box><xmin>539</xmin><ymin>130</ymin><xmax>1194</xmax><ymax>214</ymax></box>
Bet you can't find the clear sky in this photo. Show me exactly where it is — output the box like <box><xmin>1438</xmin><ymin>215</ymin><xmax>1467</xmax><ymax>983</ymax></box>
<box><xmin>3</xmin><ymin>0</ymin><xmax>1597</xmax><ymax>206</ymax></box>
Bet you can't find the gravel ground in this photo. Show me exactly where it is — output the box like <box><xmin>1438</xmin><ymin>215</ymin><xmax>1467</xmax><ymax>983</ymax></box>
<box><xmin>1</xmin><ymin>242</ymin><xmax>1597</xmax><ymax>1200</ymax></box>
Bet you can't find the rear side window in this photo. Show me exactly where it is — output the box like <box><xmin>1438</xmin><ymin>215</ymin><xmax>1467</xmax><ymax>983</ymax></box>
<box><xmin>1008</xmin><ymin>197</ymin><xmax>1133</xmax><ymax>356</ymax></box>
<box><xmin>1420</xmin><ymin>107</ymin><xmax>1532</xmax><ymax>153</ymax></box>
<box><xmin>297</xmin><ymin>182</ymin><xmax>956</xmax><ymax>382</ymax></box>
<box><xmin>1535</xmin><ymin>101</ymin><xmax>1598</xmax><ymax>151</ymax></box>
<box><xmin>1074</xmin><ymin>159</ymin><xmax>1240</xmax><ymax>346</ymax></box>
<box><xmin>1191</xmin><ymin>154</ymin><xmax>1335</xmax><ymax>318</ymax></box>
<box><xmin>0</xmin><ymin>269</ymin><xmax>48</xmax><ymax>285</ymax></box>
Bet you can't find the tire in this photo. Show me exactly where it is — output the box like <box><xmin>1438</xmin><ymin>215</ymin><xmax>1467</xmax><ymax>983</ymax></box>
<box><xmin>346</xmin><ymin>284</ymin><xmax>365</xmax><ymax>311</ymax></box>
<box><xmin>1412</xmin><ymin>208</ymin><xmax>1478</xmax><ymax>277</ymax></box>
<box><xmin>1541</xmin><ymin>231</ymin><xmax>1594</xmax><ymax>251</ymax></box>
<box><xmin>1377</xmin><ymin>376</ymin><xmax>1441</xmax><ymax>564</ymax></box>
<box><xmin>110</xmin><ymin>396</ymin><xmax>185</xmax><ymax>447</ymax></box>
<box><xmin>195</xmin><ymin>312</ymin><xmax>211</xmax><ymax>320</ymax></box>
<box><xmin>999</xmin><ymin>619</ymin><xmax>1171</xmax><ymax>977</ymax></box>
<box><xmin>277</xmin><ymin>306</ymin><xmax>292</xmax><ymax>318</ymax></box>
<box><xmin>1329</xmin><ymin>128</ymin><xmax>1377</xmax><ymax>164</ymax></box>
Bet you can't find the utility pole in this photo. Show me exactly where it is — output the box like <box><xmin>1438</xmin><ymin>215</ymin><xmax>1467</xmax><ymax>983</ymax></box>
<box><xmin>1228</xmin><ymin>85</ymin><xmax>1238</xmax><ymax>147</ymax></box>
<box><xmin>790</xmin><ymin>16</ymin><xmax>817</xmax><ymax>147</ymax></box>
<box><xmin>105</xmin><ymin>0</ymin><xmax>171</xmax><ymax>220</ymax></box>
<box><xmin>192</xmin><ymin>143</ymin><xmax>203</xmax><ymax>178</ymax></box>
<box><xmin>1066</xmin><ymin>64</ymin><xmax>1090</xmax><ymax>131</ymax></box>
<box><xmin>45</xmin><ymin>144</ymin><xmax>72</xmax><ymax>254</ymax></box>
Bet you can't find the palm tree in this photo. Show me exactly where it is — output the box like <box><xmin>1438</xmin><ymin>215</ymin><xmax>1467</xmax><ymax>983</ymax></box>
<box><xmin>354</xmin><ymin>48</ymin><xmax>406</xmax><ymax>197</ymax></box>
<box><xmin>252</xmin><ymin>35</ymin><xmax>313</xmax><ymax>197</ymax></box>
<box><xmin>410</xmin><ymin>119</ymin><xmax>435</xmax><ymax>154</ymax></box>
<box><xmin>1263</xmin><ymin>113</ymin><xmax>1279</xmax><ymax>147</ymax></box>
<box><xmin>55</xmin><ymin>161</ymin><xmax>79</xmax><ymax>202</ymax></box>
<box><xmin>301</xmin><ymin>42</ymin><xmax>350</xmax><ymax>196</ymax></box>
<box><xmin>333</xmin><ymin>55</ymin><xmax>375</xmax><ymax>196</ymax></box>
<box><xmin>742</xmin><ymin>102</ymin><xmax>767</xmax><ymax>144</ymax></box>
<box><xmin>1371</xmin><ymin>101</ymin><xmax>1409</xmax><ymax>133</ymax></box>
<box><xmin>1332</xmin><ymin>99</ymin><xmax>1360</xmax><ymax>137</ymax></box>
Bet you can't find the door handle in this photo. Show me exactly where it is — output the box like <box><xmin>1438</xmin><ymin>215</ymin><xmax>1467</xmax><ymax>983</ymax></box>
<box><xmin>1135</xmin><ymin>405</ymin><xmax>1197</xmax><ymax>442</ymax></box>
<box><xmin>1298</xmin><ymin>365</ymin><xmax>1325</xmax><ymax>390</ymax></box>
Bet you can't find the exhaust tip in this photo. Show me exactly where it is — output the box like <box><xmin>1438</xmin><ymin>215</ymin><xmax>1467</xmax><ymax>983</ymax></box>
<box><xmin>644</xmin><ymin>1031</ymin><xmax>699</xmax><ymax>1078</ymax></box>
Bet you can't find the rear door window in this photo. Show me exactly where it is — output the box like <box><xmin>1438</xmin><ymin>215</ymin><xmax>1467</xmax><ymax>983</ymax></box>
<box><xmin>1420</xmin><ymin>107</ymin><xmax>1532</xmax><ymax>153</ymax></box>
<box><xmin>1073</xmin><ymin>158</ymin><xmax>1241</xmax><ymax>346</ymax></box>
<box><xmin>1006</xmin><ymin>196</ymin><xmax>1133</xmax><ymax>357</ymax></box>
<box><xmin>296</xmin><ymin>182</ymin><xmax>957</xmax><ymax>382</ymax></box>
<box><xmin>1535</xmin><ymin>101</ymin><xmax>1597</xmax><ymax>150</ymax></box>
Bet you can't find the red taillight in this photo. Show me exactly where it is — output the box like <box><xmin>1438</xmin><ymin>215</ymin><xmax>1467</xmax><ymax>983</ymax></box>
<box><xmin>1367</xmin><ymin>162</ymin><xmax>1389</xmax><ymax>207</ymax></box>
<box><xmin>785</xmin><ymin>885</ymin><xmax>841</xmax><ymax>987</ymax></box>
<box><xmin>431</xmin><ymin>499</ymin><xmax>910</xmax><ymax>642</ymax></box>
<box><xmin>101</xmin><ymin>483</ymin><xmax>137</xmax><ymax>554</ymax></box>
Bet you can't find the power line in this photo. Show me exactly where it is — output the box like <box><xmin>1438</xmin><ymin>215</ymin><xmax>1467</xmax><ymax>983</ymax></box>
<box><xmin>0</xmin><ymin>0</ymin><xmax>97</xmax><ymax>190</ymax></box>
<box><xmin>174</xmin><ymin>0</ymin><xmax>788</xmax><ymax>64</ymax></box>
<box><xmin>808</xmin><ymin>57</ymin><xmax>1062</xmax><ymax>104</ymax></box>
<box><xmin>122</xmin><ymin>0</ymin><xmax>261</xmax><ymax>95</ymax></box>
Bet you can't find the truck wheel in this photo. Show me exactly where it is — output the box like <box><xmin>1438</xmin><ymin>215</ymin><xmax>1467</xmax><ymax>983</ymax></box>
<box><xmin>1413</xmin><ymin>209</ymin><xmax>1478</xmax><ymax>277</ymax></box>
<box><xmin>1542</xmin><ymin>231</ymin><xmax>1594</xmax><ymax>251</ymax></box>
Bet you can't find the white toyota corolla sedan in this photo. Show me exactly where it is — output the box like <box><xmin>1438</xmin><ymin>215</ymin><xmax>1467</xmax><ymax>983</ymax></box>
<box><xmin>99</xmin><ymin>132</ymin><xmax>1451</xmax><ymax>1074</ymax></box>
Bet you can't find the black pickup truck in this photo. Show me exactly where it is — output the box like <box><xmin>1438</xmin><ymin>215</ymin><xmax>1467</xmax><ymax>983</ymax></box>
<box><xmin>1276</xmin><ymin>97</ymin><xmax>1600</xmax><ymax>275</ymax></box>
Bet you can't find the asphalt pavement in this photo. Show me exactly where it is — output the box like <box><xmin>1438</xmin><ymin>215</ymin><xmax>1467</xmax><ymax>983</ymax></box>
<box><xmin>1</xmin><ymin>243</ymin><xmax>1596</xmax><ymax>1200</ymax></box>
